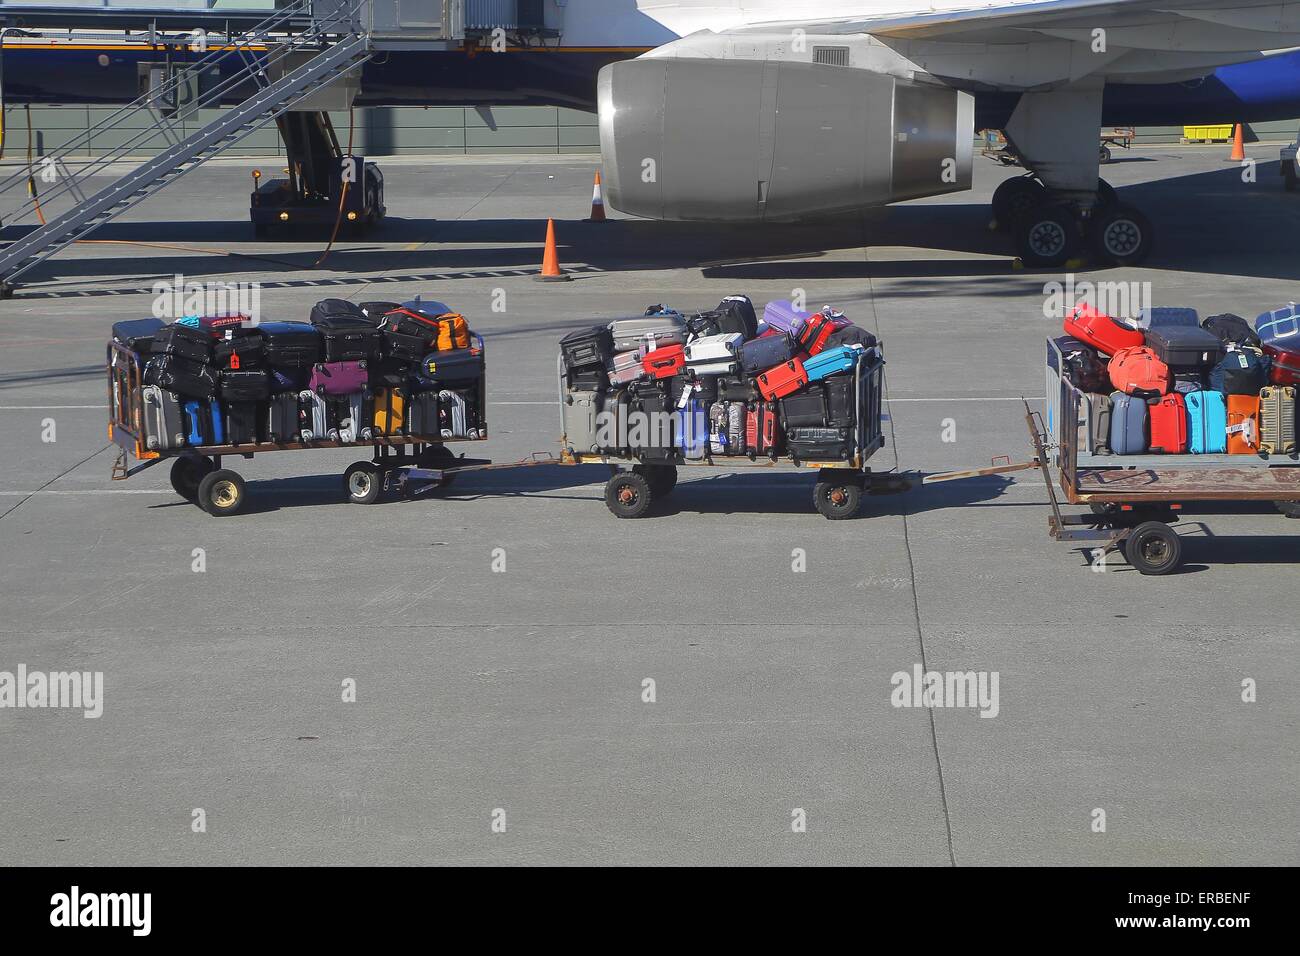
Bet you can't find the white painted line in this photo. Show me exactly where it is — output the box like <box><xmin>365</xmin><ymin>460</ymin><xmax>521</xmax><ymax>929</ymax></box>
<box><xmin>0</xmin><ymin>489</ymin><xmax>171</xmax><ymax>496</ymax></box>
<box><xmin>887</xmin><ymin>396</ymin><xmax>1046</xmax><ymax>403</ymax></box>
<box><xmin>0</xmin><ymin>405</ymin><xmax>108</xmax><ymax>410</ymax></box>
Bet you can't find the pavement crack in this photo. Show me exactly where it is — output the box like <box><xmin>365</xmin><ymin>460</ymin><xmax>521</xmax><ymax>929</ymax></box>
<box><xmin>0</xmin><ymin>443</ymin><xmax>111</xmax><ymax>522</ymax></box>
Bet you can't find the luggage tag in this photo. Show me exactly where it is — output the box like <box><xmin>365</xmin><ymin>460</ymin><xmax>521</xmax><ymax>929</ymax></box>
<box><xmin>676</xmin><ymin>381</ymin><xmax>699</xmax><ymax>410</ymax></box>
<box><xmin>1226</xmin><ymin>419</ymin><xmax>1258</xmax><ymax>447</ymax></box>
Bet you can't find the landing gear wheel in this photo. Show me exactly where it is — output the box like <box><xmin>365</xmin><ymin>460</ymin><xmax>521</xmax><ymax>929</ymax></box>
<box><xmin>634</xmin><ymin>464</ymin><xmax>677</xmax><ymax>498</ymax></box>
<box><xmin>197</xmin><ymin>469</ymin><xmax>246</xmax><ymax>517</ymax></box>
<box><xmin>1124</xmin><ymin>521</ymin><xmax>1182</xmax><ymax>575</ymax></box>
<box><xmin>170</xmin><ymin>456</ymin><xmax>214</xmax><ymax>501</ymax></box>
<box><xmin>814</xmin><ymin>473</ymin><xmax>863</xmax><ymax>520</ymax></box>
<box><xmin>990</xmin><ymin>176</ymin><xmax>1045</xmax><ymax>231</ymax></box>
<box><xmin>1089</xmin><ymin>203</ymin><xmax>1153</xmax><ymax>266</ymax></box>
<box><xmin>1014</xmin><ymin>204</ymin><xmax>1079</xmax><ymax>268</ymax></box>
<box><xmin>604</xmin><ymin>471</ymin><xmax>653</xmax><ymax>518</ymax></box>
<box><xmin>1274</xmin><ymin>500</ymin><xmax>1300</xmax><ymax>518</ymax></box>
<box><xmin>344</xmin><ymin>461</ymin><xmax>383</xmax><ymax>505</ymax></box>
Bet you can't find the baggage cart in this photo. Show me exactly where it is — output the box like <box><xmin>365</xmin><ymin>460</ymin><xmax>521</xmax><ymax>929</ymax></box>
<box><xmin>558</xmin><ymin>347</ymin><xmax>909</xmax><ymax>519</ymax></box>
<box><xmin>108</xmin><ymin>339</ymin><xmax>490</xmax><ymax>516</ymax></box>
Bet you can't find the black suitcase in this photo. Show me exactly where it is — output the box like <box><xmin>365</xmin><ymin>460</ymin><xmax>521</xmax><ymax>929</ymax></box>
<box><xmin>213</xmin><ymin>335</ymin><xmax>267</xmax><ymax>371</ymax></box>
<box><xmin>259</xmin><ymin>321</ymin><xmax>322</xmax><ymax>367</ymax></box>
<box><xmin>738</xmin><ymin>332</ymin><xmax>796</xmax><ymax>376</ymax></box>
<box><xmin>716</xmin><ymin>296</ymin><xmax>759</xmax><ymax>339</ymax></box>
<box><xmin>382</xmin><ymin>329</ymin><xmax>426</xmax><ymax>364</ymax></box>
<box><xmin>265</xmin><ymin>392</ymin><xmax>300</xmax><ymax>443</ymax></box>
<box><xmin>422</xmin><ymin>348</ymin><xmax>483</xmax><ymax>385</ymax></box>
<box><xmin>359</xmin><ymin>301</ymin><xmax>401</xmax><ymax>323</ymax></box>
<box><xmin>1146</xmin><ymin>326</ymin><xmax>1223</xmax><ymax>369</ymax></box>
<box><xmin>143</xmin><ymin>355</ymin><xmax>218</xmax><ymax>399</ymax></box>
<box><xmin>779</xmin><ymin>390</ymin><xmax>828</xmax><ymax>428</ymax></box>
<box><xmin>385</xmin><ymin>314</ymin><xmax>438</xmax><ymax>345</ymax></box>
<box><xmin>824</xmin><ymin>325</ymin><xmax>878</xmax><ymax>351</ymax></box>
<box><xmin>309</xmin><ymin>298</ymin><xmax>369</xmax><ymax>327</ymax></box>
<box><xmin>786</xmin><ymin>426</ymin><xmax>854</xmax><ymax>462</ymax></box>
<box><xmin>1055</xmin><ymin>335</ymin><xmax>1110</xmax><ymax>393</ymax></box>
<box><xmin>686</xmin><ymin>310</ymin><xmax>725</xmax><ymax>340</ymax></box>
<box><xmin>369</xmin><ymin>357</ymin><xmax>411</xmax><ymax>388</ymax></box>
<box><xmin>319</xmin><ymin>325</ymin><xmax>381</xmax><ymax>363</ymax></box>
<box><xmin>223</xmin><ymin>401</ymin><xmax>261</xmax><ymax>445</ymax></box>
<box><xmin>150</xmin><ymin>323</ymin><xmax>212</xmax><ymax>363</ymax></box>
<box><xmin>112</xmin><ymin>318</ymin><xmax>166</xmax><ymax>356</ymax></box>
<box><xmin>219</xmin><ymin>369</ymin><xmax>271</xmax><ymax>402</ymax></box>
<box><xmin>823</xmin><ymin>377</ymin><xmax>855</xmax><ymax>427</ymax></box>
<box><xmin>672</xmin><ymin>373</ymin><xmax>717</xmax><ymax>405</ymax></box>
<box><xmin>561</xmin><ymin>325</ymin><xmax>615</xmax><ymax>372</ymax></box>
<box><xmin>1202</xmin><ymin>313</ymin><xmax>1262</xmax><ymax>349</ymax></box>
<box><xmin>717</xmin><ymin>374</ymin><xmax>758</xmax><ymax>402</ymax></box>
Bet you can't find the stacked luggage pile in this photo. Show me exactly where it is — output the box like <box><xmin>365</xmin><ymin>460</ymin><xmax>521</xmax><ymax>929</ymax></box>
<box><xmin>560</xmin><ymin>294</ymin><xmax>881</xmax><ymax>464</ymax></box>
<box><xmin>1057</xmin><ymin>304</ymin><xmax>1298</xmax><ymax>456</ymax></box>
<box><xmin>111</xmin><ymin>297</ymin><xmax>487</xmax><ymax>453</ymax></box>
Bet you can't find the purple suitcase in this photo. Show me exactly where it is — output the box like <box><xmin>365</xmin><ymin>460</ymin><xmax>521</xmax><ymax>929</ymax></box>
<box><xmin>762</xmin><ymin>300</ymin><xmax>810</xmax><ymax>337</ymax></box>
<box><xmin>311</xmin><ymin>360</ymin><xmax>369</xmax><ymax>396</ymax></box>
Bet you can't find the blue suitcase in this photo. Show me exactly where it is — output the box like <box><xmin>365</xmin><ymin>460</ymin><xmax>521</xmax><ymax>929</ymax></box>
<box><xmin>673</xmin><ymin>399</ymin><xmax>708</xmax><ymax>460</ymax></box>
<box><xmin>183</xmin><ymin>398</ymin><xmax>224</xmax><ymax>447</ymax></box>
<box><xmin>1109</xmin><ymin>391</ymin><xmax>1148</xmax><ymax>455</ymax></box>
<box><xmin>802</xmin><ymin>344</ymin><xmax>863</xmax><ymax>382</ymax></box>
<box><xmin>1137</xmin><ymin>307</ymin><xmax>1198</xmax><ymax>330</ymax></box>
<box><xmin>1186</xmin><ymin>390</ymin><xmax>1228</xmax><ymax>454</ymax></box>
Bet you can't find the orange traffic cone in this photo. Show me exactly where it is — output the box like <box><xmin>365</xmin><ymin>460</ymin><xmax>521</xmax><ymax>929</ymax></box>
<box><xmin>587</xmin><ymin>171</ymin><xmax>607</xmax><ymax>223</ymax></box>
<box><xmin>1229</xmin><ymin>123</ymin><xmax>1245</xmax><ymax>162</ymax></box>
<box><xmin>534</xmin><ymin>218</ymin><xmax>571</xmax><ymax>282</ymax></box>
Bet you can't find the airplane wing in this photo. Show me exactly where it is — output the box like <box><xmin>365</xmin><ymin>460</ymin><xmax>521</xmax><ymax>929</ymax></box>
<box><xmin>665</xmin><ymin>0</ymin><xmax>1300</xmax><ymax>88</ymax></box>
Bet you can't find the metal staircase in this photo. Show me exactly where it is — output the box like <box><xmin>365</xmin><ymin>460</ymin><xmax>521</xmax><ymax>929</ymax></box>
<box><xmin>0</xmin><ymin>0</ymin><xmax>375</xmax><ymax>294</ymax></box>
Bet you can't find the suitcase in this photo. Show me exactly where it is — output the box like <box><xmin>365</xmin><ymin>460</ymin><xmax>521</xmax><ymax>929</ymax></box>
<box><xmin>143</xmin><ymin>355</ymin><xmax>218</xmax><ymax>399</ymax></box>
<box><xmin>398</xmin><ymin>297</ymin><xmax>453</xmax><ymax>321</ymax></box>
<box><xmin>779</xmin><ymin>390</ymin><xmax>828</xmax><ymax>428</ymax></box>
<box><xmin>794</xmin><ymin>311</ymin><xmax>836</xmax><ymax>356</ymax></box>
<box><xmin>1172</xmin><ymin>371</ymin><xmax>1205</xmax><ymax>394</ymax></box>
<box><xmin>595</xmin><ymin>389</ymin><xmax>634</xmax><ymax>455</ymax></box>
<box><xmin>756</xmin><ymin>358</ymin><xmax>809</xmax><ymax>401</ymax></box>
<box><xmin>716</xmin><ymin>296</ymin><xmax>759</xmax><ymax>339</ymax></box>
<box><xmin>785</xmin><ymin>426</ymin><xmax>853</xmax><ymax>462</ymax></box>
<box><xmin>641</xmin><ymin>343</ymin><xmax>686</xmax><ymax>380</ymax></box>
<box><xmin>609</xmin><ymin>316</ymin><xmax>686</xmax><ymax>353</ymax></box>
<box><xmin>726</xmin><ymin>401</ymin><xmax>747</xmax><ymax>455</ymax></box>
<box><xmin>384</xmin><ymin>310</ymin><xmax>441</xmax><ymax>345</ymax></box>
<box><xmin>406</xmin><ymin>391</ymin><xmax>438</xmax><ymax>438</ymax></box>
<box><xmin>311</xmin><ymin>361</ymin><xmax>368</xmax><ymax>396</ymax></box>
<box><xmin>1186</xmin><ymin>390</ymin><xmax>1228</xmax><ymax>454</ymax></box>
<box><xmin>265</xmin><ymin>392</ymin><xmax>300</xmax><ymax>443</ymax></box>
<box><xmin>176</xmin><ymin>312</ymin><xmax>250</xmax><ymax>336</ymax></box>
<box><xmin>309</xmin><ymin>298</ymin><xmax>368</xmax><ymax>326</ymax></box>
<box><xmin>296</xmin><ymin>390</ymin><xmax>323</xmax><ymax>442</ymax></box>
<box><xmin>1256</xmin><ymin>305</ymin><xmax>1300</xmax><ymax>384</ymax></box>
<box><xmin>1082</xmin><ymin>392</ymin><xmax>1112</xmax><ymax>454</ymax></box>
<box><xmin>1107</xmin><ymin>346</ymin><xmax>1171</xmax><ymax>397</ymax></box>
<box><xmin>259</xmin><ymin>321</ymin><xmax>322</xmax><ymax>368</ymax></box>
<box><xmin>141</xmin><ymin>385</ymin><xmax>186</xmax><ymax>451</ymax></box>
<box><xmin>673</xmin><ymin>399</ymin><xmax>708</xmax><ymax>460</ymax></box>
<box><xmin>561</xmin><ymin>325</ymin><xmax>615</xmax><ymax>372</ymax></box>
<box><xmin>1259</xmin><ymin>386</ymin><xmax>1298</xmax><ymax>455</ymax></box>
<box><xmin>359</xmin><ymin>301</ymin><xmax>401</xmax><ymax>323</ymax></box>
<box><xmin>673</xmin><ymin>373</ymin><xmax>717</xmax><ymax>407</ymax></box>
<box><xmin>563</xmin><ymin>389</ymin><xmax>600</xmax><ymax>455</ymax></box>
<box><xmin>381</xmin><ymin>329</ymin><xmax>426</xmax><ymax>364</ymax></box>
<box><xmin>439</xmin><ymin>391</ymin><xmax>476</xmax><ymax>439</ymax></box>
<box><xmin>708</xmin><ymin>402</ymin><xmax>730</xmax><ymax>455</ymax></box>
<box><xmin>1063</xmin><ymin>302</ymin><xmax>1144</xmax><ymax>356</ymax></box>
<box><xmin>685</xmin><ymin>310</ymin><xmax>726</xmax><ymax>341</ymax></box>
<box><xmin>607</xmin><ymin>349</ymin><xmax>645</xmax><ymax>386</ymax></box>
<box><xmin>331</xmin><ymin>390</ymin><xmax>375</xmax><ymax>443</ymax></box>
<box><xmin>1135</xmin><ymin>307</ymin><xmax>1198</xmax><ymax>330</ymax></box>
<box><xmin>1203</xmin><ymin>313</ymin><xmax>1261</xmax><ymax>349</ymax></box>
<box><xmin>269</xmin><ymin>367</ymin><xmax>311</xmax><ymax>393</ymax></box>
<box><xmin>824</xmin><ymin>376</ymin><xmax>855</xmax><ymax>427</ymax></box>
<box><xmin>1145</xmin><ymin>326</ymin><xmax>1222</xmax><ymax>369</ymax></box>
<box><xmin>219</xmin><ymin>368</ymin><xmax>270</xmax><ymax>402</ymax></box>
<box><xmin>1148</xmin><ymin>394</ymin><xmax>1188</xmax><ymax>453</ymax></box>
<box><xmin>1109</xmin><ymin>392</ymin><xmax>1148</xmax><ymax>455</ymax></box>
<box><xmin>1226</xmin><ymin>393</ymin><xmax>1261</xmax><ymax>454</ymax></box>
<box><xmin>150</xmin><ymin>323</ymin><xmax>212</xmax><ymax>363</ymax></box>
<box><xmin>183</xmin><ymin>398</ymin><xmax>224</xmax><ymax>447</ymax></box>
<box><xmin>762</xmin><ymin>300</ymin><xmax>809</xmax><ymax>337</ymax></box>
<box><xmin>371</xmin><ymin>357</ymin><xmax>414</xmax><ymax>389</ymax></box>
<box><xmin>824</xmin><ymin>325</ymin><xmax>878</xmax><ymax>352</ymax></box>
<box><xmin>223</xmin><ymin>402</ymin><xmax>260</xmax><ymax>446</ymax></box>
<box><xmin>422</xmin><ymin>348</ymin><xmax>484</xmax><ymax>385</ymax></box>
<box><xmin>737</xmin><ymin>331</ymin><xmax>795</xmax><ymax>376</ymax></box>
<box><xmin>112</xmin><ymin>318</ymin><xmax>166</xmax><ymax>356</ymax></box>
<box><xmin>1052</xmin><ymin>335</ymin><xmax>1111</xmax><ymax>393</ymax></box>
<box><xmin>317</xmin><ymin>323</ymin><xmax>380</xmax><ymax>363</ymax></box>
<box><xmin>212</xmin><ymin>335</ymin><xmax>266</xmax><ymax>372</ymax></box>
<box><xmin>373</xmin><ymin>387</ymin><xmax>406</xmax><ymax>436</ymax></box>
<box><xmin>803</xmin><ymin>345</ymin><xmax>863</xmax><ymax>383</ymax></box>
<box><xmin>717</xmin><ymin>375</ymin><xmax>758</xmax><ymax>403</ymax></box>
<box><xmin>1263</xmin><ymin>344</ymin><xmax>1300</xmax><ymax>387</ymax></box>
<box><xmin>1210</xmin><ymin>346</ymin><xmax>1269</xmax><ymax>395</ymax></box>
<box><xmin>684</xmin><ymin>333</ymin><xmax>743</xmax><ymax>375</ymax></box>
<box><xmin>745</xmin><ymin>403</ymin><xmax>780</xmax><ymax>459</ymax></box>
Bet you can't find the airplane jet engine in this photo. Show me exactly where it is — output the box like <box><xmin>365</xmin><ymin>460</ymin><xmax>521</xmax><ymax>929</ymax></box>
<box><xmin>597</xmin><ymin>56</ymin><xmax>974</xmax><ymax>222</ymax></box>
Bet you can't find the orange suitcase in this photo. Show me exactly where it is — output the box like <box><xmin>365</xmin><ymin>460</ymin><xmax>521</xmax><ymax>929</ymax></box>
<box><xmin>1226</xmin><ymin>393</ymin><xmax>1260</xmax><ymax>454</ymax></box>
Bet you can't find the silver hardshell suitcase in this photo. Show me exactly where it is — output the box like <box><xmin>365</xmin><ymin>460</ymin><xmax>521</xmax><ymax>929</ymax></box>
<box><xmin>608</xmin><ymin>316</ymin><xmax>686</xmax><ymax>353</ymax></box>
<box><xmin>141</xmin><ymin>385</ymin><xmax>186</xmax><ymax>451</ymax></box>
<box><xmin>608</xmin><ymin>349</ymin><xmax>645</xmax><ymax>386</ymax></box>
<box><xmin>562</xmin><ymin>389</ymin><xmax>600</xmax><ymax>455</ymax></box>
<box><xmin>298</xmin><ymin>389</ymin><xmax>334</xmax><ymax>442</ymax></box>
<box><xmin>684</xmin><ymin>332</ymin><xmax>742</xmax><ymax>375</ymax></box>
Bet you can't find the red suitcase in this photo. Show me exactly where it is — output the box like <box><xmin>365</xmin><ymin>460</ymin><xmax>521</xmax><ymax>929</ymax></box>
<box><xmin>1108</xmin><ymin>346</ymin><xmax>1172</xmax><ymax>396</ymax></box>
<box><xmin>640</xmin><ymin>343</ymin><xmax>686</xmax><ymax>380</ymax></box>
<box><xmin>1148</xmin><ymin>394</ymin><xmax>1188</xmax><ymax>453</ymax></box>
<box><xmin>756</xmin><ymin>358</ymin><xmax>809</xmax><ymax>400</ymax></box>
<box><xmin>1063</xmin><ymin>303</ymin><xmax>1144</xmax><ymax>356</ymax></box>
<box><xmin>745</xmin><ymin>403</ymin><xmax>781</xmax><ymax>459</ymax></box>
<box><xmin>1263</xmin><ymin>344</ymin><xmax>1300</xmax><ymax>386</ymax></box>
<box><xmin>795</xmin><ymin>312</ymin><xmax>836</xmax><ymax>356</ymax></box>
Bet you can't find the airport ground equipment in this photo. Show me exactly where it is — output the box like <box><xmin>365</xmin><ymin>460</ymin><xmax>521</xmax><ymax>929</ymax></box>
<box><xmin>0</xmin><ymin>0</ymin><xmax>459</xmax><ymax>295</ymax></box>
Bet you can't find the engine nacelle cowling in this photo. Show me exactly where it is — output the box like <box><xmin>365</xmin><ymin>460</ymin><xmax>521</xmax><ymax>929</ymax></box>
<box><xmin>597</xmin><ymin>57</ymin><xmax>974</xmax><ymax>222</ymax></box>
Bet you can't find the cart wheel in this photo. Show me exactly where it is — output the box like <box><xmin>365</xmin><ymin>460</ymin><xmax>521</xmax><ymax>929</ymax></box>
<box><xmin>344</xmin><ymin>461</ymin><xmax>383</xmax><ymax>505</ymax></box>
<box><xmin>1123</xmin><ymin>521</ymin><xmax>1182</xmax><ymax>575</ymax></box>
<box><xmin>604</xmin><ymin>472</ymin><xmax>653</xmax><ymax>518</ymax></box>
<box><xmin>1274</xmin><ymin>500</ymin><xmax>1300</xmax><ymax>519</ymax></box>
<box><xmin>634</xmin><ymin>464</ymin><xmax>677</xmax><ymax>498</ymax></box>
<box><xmin>814</xmin><ymin>475</ymin><xmax>863</xmax><ymax>520</ymax></box>
<box><xmin>1099</xmin><ymin>144</ymin><xmax>1112</xmax><ymax>164</ymax></box>
<box><xmin>170</xmin><ymin>456</ymin><xmax>214</xmax><ymax>501</ymax></box>
<box><xmin>197</xmin><ymin>469</ymin><xmax>246</xmax><ymax>517</ymax></box>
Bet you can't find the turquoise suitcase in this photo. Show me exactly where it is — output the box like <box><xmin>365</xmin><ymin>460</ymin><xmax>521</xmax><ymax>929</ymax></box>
<box><xmin>803</xmin><ymin>345</ymin><xmax>863</xmax><ymax>382</ymax></box>
<box><xmin>1186</xmin><ymin>390</ymin><xmax>1228</xmax><ymax>454</ymax></box>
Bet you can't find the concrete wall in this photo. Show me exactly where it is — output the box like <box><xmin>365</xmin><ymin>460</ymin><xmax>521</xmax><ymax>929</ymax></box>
<box><xmin>2</xmin><ymin>104</ymin><xmax>1296</xmax><ymax>160</ymax></box>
